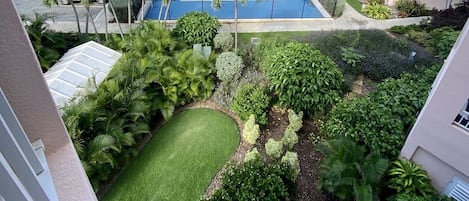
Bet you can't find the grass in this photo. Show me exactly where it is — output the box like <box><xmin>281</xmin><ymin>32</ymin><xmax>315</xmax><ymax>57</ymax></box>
<box><xmin>347</xmin><ymin>0</ymin><xmax>363</xmax><ymax>12</ymax></box>
<box><xmin>238</xmin><ymin>31</ymin><xmax>310</xmax><ymax>46</ymax></box>
<box><xmin>102</xmin><ymin>108</ymin><xmax>240</xmax><ymax>201</ymax></box>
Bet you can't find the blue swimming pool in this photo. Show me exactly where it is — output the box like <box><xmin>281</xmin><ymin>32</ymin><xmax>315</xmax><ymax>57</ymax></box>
<box><xmin>144</xmin><ymin>0</ymin><xmax>324</xmax><ymax>20</ymax></box>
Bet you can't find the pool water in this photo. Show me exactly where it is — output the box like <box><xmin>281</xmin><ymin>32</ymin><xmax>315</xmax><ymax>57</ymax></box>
<box><xmin>144</xmin><ymin>0</ymin><xmax>324</xmax><ymax>20</ymax></box>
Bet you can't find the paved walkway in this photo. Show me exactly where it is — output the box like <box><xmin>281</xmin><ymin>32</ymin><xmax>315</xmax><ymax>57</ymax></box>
<box><xmin>14</xmin><ymin>0</ymin><xmax>429</xmax><ymax>33</ymax></box>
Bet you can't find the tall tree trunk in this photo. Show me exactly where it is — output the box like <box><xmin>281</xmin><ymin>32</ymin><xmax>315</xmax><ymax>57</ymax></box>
<box><xmin>86</xmin><ymin>7</ymin><xmax>100</xmax><ymax>40</ymax></box>
<box><xmin>104</xmin><ymin>2</ymin><xmax>108</xmax><ymax>41</ymax></box>
<box><xmin>85</xmin><ymin>11</ymin><xmax>89</xmax><ymax>33</ymax></box>
<box><xmin>109</xmin><ymin>0</ymin><xmax>125</xmax><ymax>39</ymax></box>
<box><xmin>70</xmin><ymin>1</ymin><xmax>82</xmax><ymax>36</ymax></box>
<box><xmin>163</xmin><ymin>0</ymin><xmax>172</xmax><ymax>24</ymax></box>
<box><xmin>234</xmin><ymin>0</ymin><xmax>238</xmax><ymax>52</ymax></box>
<box><xmin>128</xmin><ymin>0</ymin><xmax>132</xmax><ymax>30</ymax></box>
<box><xmin>141</xmin><ymin>0</ymin><xmax>145</xmax><ymax>20</ymax></box>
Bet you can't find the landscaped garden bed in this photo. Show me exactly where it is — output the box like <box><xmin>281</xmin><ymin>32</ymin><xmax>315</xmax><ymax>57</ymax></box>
<box><xmin>25</xmin><ymin>5</ymin><xmax>466</xmax><ymax>200</ymax></box>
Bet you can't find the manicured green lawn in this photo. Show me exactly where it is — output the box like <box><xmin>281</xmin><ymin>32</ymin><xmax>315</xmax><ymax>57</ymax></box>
<box><xmin>238</xmin><ymin>32</ymin><xmax>310</xmax><ymax>46</ymax></box>
<box><xmin>102</xmin><ymin>108</ymin><xmax>240</xmax><ymax>201</ymax></box>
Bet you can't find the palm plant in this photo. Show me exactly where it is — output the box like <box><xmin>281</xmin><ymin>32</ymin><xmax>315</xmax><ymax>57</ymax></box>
<box><xmin>388</xmin><ymin>159</ymin><xmax>436</xmax><ymax>198</ymax></box>
<box><xmin>317</xmin><ymin>138</ymin><xmax>389</xmax><ymax>201</ymax></box>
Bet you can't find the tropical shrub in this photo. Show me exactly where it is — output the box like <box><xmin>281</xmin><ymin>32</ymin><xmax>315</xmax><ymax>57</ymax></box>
<box><xmin>317</xmin><ymin>138</ymin><xmax>389</xmax><ymax>201</ymax></box>
<box><xmin>261</xmin><ymin>42</ymin><xmax>343</xmax><ymax>116</ymax></box>
<box><xmin>396</xmin><ymin>0</ymin><xmax>429</xmax><ymax>17</ymax></box>
<box><xmin>428</xmin><ymin>27</ymin><xmax>460</xmax><ymax>58</ymax></box>
<box><xmin>63</xmin><ymin>22</ymin><xmax>215</xmax><ymax>189</ymax></box>
<box><xmin>232</xmin><ymin>84</ymin><xmax>270</xmax><ymax>125</ymax></box>
<box><xmin>363</xmin><ymin>3</ymin><xmax>392</xmax><ymax>20</ymax></box>
<box><xmin>242</xmin><ymin>115</ymin><xmax>260</xmax><ymax>145</ymax></box>
<box><xmin>310</xmin><ymin>30</ymin><xmax>422</xmax><ymax>81</ymax></box>
<box><xmin>173</xmin><ymin>11</ymin><xmax>220</xmax><ymax>46</ymax></box>
<box><xmin>286</xmin><ymin>109</ymin><xmax>303</xmax><ymax>132</ymax></box>
<box><xmin>209</xmin><ymin>158</ymin><xmax>296</xmax><ymax>201</ymax></box>
<box><xmin>430</xmin><ymin>1</ymin><xmax>469</xmax><ymax>30</ymax></box>
<box><xmin>214</xmin><ymin>32</ymin><xmax>234</xmax><ymax>52</ymax></box>
<box><xmin>341</xmin><ymin>47</ymin><xmax>365</xmax><ymax>73</ymax></box>
<box><xmin>282</xmin><ymin>129</ymin><xmax>298</xmax><ymax>150</ymax></box>
<box><xmin>244</xmin><ymin>148</ymin><xmax>260</xmax><ymax>162</ymax></box>
<box><xmin>215</xmin><ymin>52</ymin><xmax>244</xmax><ymax>83</ymax></box>
<box><xmin>265</xmin><ymin>139</ymin><xmax>284</xmax><ymax>159</ymax></box>
<box><xmin>281</xmin><ymin>151</ymin><xmax>300</xmax><ymax>179</ymax></box>
<box><xmin>324</xmin><ymin>97</ymin><xmax>405</xmax><ymax>158</ymax></box>
<box><xmin>325</xmin><ymin>66</ymin><xmax>438</xmax><ymax>158</ymax></box>
<box><xmin>406</xmin><ymin>30</ymin><xmax>431</xmax><ymax>45</ymax></box>
<box><xmin>388</xmin><ymin>159</ymin><xmax>435</xmax><ymax>198</ymax></box>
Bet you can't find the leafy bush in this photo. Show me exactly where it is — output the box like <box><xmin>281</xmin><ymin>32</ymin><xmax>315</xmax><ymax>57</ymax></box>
<box><xmin>110</xmin><ymin>0</ymin><xmax>142</xmax><ymax>23</ymax></box>
<box><xmin>363</xmin><ymin>3</ymin><xmax>392</xmax><ymax>19</ymax></box>
<box><xmin>428</xmin><ymin>27</ymin><xmax>460</xmax><ymax>58</ymax></box>
<box><xmin>173</xmin><ymin>12</ymin><xmax>220</xmax><ymax>46</ymax></box>
<box><xmin>406</xmin><ymin>30</ymin><xmax>431</xmax><ymax>45</ymax></box>
<box><xmin>388</xmin><ymin>159</ymin><xmax>435</xmax><ymax>198</ymax></box>
<box><xmin>325</xmin><ymin>66</ymin><xmax>439</xmax><ymax>159</ymax></box>
<box><xmin>261</xmin><ymin>42</ymin><xmax>343</xmax><ymax>116</ymax></box>
<box><xmin>244</xmin><ymin>148</ymin><xmax>260</xmax><ymax>162</ymax></box>
<box><xmin>242</xmin><ymin>115</ymin><xmax>260</xmax><ymax>145</ymax></box>
<box><xmin>232</xmin><ymin>84</ymin><xmax>270</xmax><ymax>125</ymax></box>
<box><xmin>212</xmin><ymin>82</ymin><xmax>236</xmax><ymax>109</ymax></box>
<box><xmin>281</xmin><ymin>151</ymin><xmax>300</xmax><ymax>179</ymax></box>
<box><xmin>430</xmin><ymin>1</ymin><xmax>469</xmax><ymax>30</ymax></box>
<box><xmin>214</xmin><ymin>32</ymin><xmax>233</xmax><ymax>52</ymax></box>
<box><xmin>341</xmin><ymin>47</ymin><xmax>365</xmax><ymax>73</ymax></box>
<box><xmin>324</xmin><ymin>98</ymin><xmax>405</xmax><ymax>158</ymax></box>
<box><xmin>396</xmin><ymin>0</ymin><xmax>429</xmax><ymax>17</ymax></box>
<box><xmin>389</xmin><ymin>24</ymin><xmax>421</xmax><ymax>35</ymax></box>
<box><xmin>317</xmin><ymin>138</ymin><xmax>389</xmax><ymax>201</ymax></box>
<box><xmin>265</xmin><ymin>139</ymin><xmax>284</xmax><ymax>159</ymax></box>
<box><xmin>310</xmin><ymin>30</ymin><xmax>422</xmax><ymax>81</ymax></box>
<box><xmin>209</xmin><ymin>159</ymin><xmax>296</xmax><ymax>201</ymax></box>
<box><xmin>282</xmin><ymin>129</ymin><xmax>298</xmax><ymax>150</ymax></box>
<box><xmin>286</xmin><ymin>109</ymin><xmax>303</xmax><ymax>132</ymax></box>
<box><xmin>215</xmin><ymin>52</ymin><xmax>244</xmax><ymax>83</ymax></box>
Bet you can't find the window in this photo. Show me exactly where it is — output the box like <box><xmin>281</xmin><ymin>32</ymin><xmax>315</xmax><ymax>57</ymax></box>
<box><xmin>454</xmin><ymin>99</ymin><xmax>469</xmax><ymax>131</ymax></box>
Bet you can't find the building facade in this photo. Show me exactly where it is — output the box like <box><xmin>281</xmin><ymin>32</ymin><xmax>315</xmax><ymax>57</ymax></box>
<box><xmin>401</xmin><ymin>19</ymin><xmax>469</xmax><ymax>193</ymax></box>
<box><xmin>0</xmin><ymin>0</ymin><xmax>97</xmax><ymax>200</ymax></box>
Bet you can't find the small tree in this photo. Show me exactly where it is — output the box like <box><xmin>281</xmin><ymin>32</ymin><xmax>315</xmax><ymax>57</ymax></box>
<box><xmin>173</xmin><ymin>11</ymin><xmax>220</xmax><ymax>46</ymax></box>
<box><xmin>232</xmin><ymin>84</ymin><xmax>270</xmax><ymax>125</ymax></box>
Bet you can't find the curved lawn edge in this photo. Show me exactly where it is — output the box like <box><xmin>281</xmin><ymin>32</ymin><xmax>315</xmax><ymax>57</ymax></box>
<box><xmin>102</xmin><ymin>108</ymin><xmax>240</xmax><ymax>201</ymax></box>
<box><xmin>178</xmin><ymin>101</ymin><xmax>253</xmax><ymax>198</ymax></box>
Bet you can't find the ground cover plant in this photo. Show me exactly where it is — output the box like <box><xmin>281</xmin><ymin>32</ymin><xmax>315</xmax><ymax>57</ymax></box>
<box><xmin>102</xmin><ymin>109</ymin><xmax>240</xmax><ymax>201</ymax></box>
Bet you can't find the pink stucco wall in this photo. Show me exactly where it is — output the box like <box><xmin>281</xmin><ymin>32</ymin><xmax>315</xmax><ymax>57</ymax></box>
<box><xmin>0</xmin><ymin>0</ymin><xmax>97</xmax><ymax>200</ymax></box>
<box><xmin>401</xmin><ymin>20</ymin><xmax>469</xmax><ymax>191</ymax></box>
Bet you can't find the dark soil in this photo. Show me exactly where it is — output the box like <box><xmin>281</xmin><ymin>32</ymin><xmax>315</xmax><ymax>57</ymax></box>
<box><xmin>257</xmin><ymin>107</ymin><xmax>339</xmax><ymax>201</ymax></box>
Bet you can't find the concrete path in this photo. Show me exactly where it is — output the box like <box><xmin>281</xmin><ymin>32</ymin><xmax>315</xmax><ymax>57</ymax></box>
<box><xmin>14</xmin><ymin>0</ymin><xmax>429</xmax><ymax>33</ymax></box>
